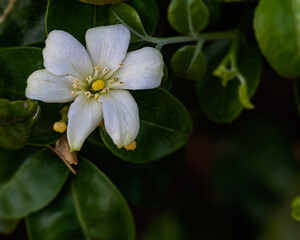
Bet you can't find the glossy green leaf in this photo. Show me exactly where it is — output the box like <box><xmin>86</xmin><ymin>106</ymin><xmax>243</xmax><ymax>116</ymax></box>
<box><xmin>170</xmin><ymin>45</ymin><xmax>207</xmax><ymax>80</ymax></box>
<box><xmin>109</xmin><ymin>1</ymin><xmax>159</xmax><ymax>49</ymax></box>
<box><xmin>0</xmin><ymin>218</ymin><xmax>18</xmax><ymax>235</ymax></box>
<box><xmin>168</xmin><ymin>0</ymin><xmax>209</xmax><ymax>35</ymax></box>
<box><xmin>196</xmin><ymin>41</ymin><xmax>262</xmax><ymax>123</ymax></box>
<box><xmin>28</xmin><ymin>103</ymin><xmax>64</xmax><ymax>146</ymax></box>
<box><xmin>27</xmin><ymin>158</ymin><xmax>135</xmax><ymax>240</ymax></box>
<box><xmin>0</xmin><ymin>47</ymin><xmax>43</xmax><ymax>101</ymax></box>
<box><xmin>0</xmin><ymin>99</ymin><xmax>39</xmax><ymax>149</ymax></box>
<box><xmin>79</xmin><ymin>0</ymin><xmax>127</xmax><ymax>5</ymax></box>
<box><xmin>100</xmin><ymin>88</ymin><xmax>193</xmax><ymax>163</ymax></box>
<box><xmin>110</xmin><ymin>3</ymin><xmax>147</xmax><ymax>43</ymax></box>
<box><xmin>254</xmin><ymin>0</ymin><xmax>300</xmax><ymax>79</ymax></box>
<box><xmin>46</xmin><ymin>0</ymin><xmax>109</xmax><ymax>44</ymax></box>
<box><xmin>0</xmin><ymin>0</ymin><xmax>47</xmax><ymax>48</ymax></box>
<box><xmin>0</xmin><ymin>147</ymin><xmax>69</xmax><ymax>219</ymax></box>
<box><xmin>129</xmin><ymin>0</ymin><xmax>159</xmax><ymax>33</ymax></box>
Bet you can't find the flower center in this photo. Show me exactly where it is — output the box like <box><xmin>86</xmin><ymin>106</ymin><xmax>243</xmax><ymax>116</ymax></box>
<box><xmin>91</xmin><ymin>79</ymin><xmax>105</xmax><ymax>91</ymax></box>
<box><xmin>70</xmin><ymin>63</ymin><xmax>124</xmax><ymax>100</ymax></box>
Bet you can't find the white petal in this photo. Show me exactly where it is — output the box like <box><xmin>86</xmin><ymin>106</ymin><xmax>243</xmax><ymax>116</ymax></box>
<box><xmin>67</xmin><ymin>95</ymin><xmax>103</xmax><ymax>151</ymax></box>
<box><xmin>86</xmin><ymin>24</ymin><xmax>130</xmax><ymax>71</ymax></box>
<box><xmin>25</xmin><ymin>69</ymin><xmax>75</xmax><ymax>103</ymax></box>
<box><xmin>43</xmin><ymin>30</ymin><xmax>93</xmax><ymax>79</ymax></box>
<box><xmin>100</xmin><ymin>90</ymin><xmax>139</xmax><ymax>148</ymax></box>
<box><xmin>113</xmin><ymin>47</ymin><xmax>164</xmax><ymax>90</ymax></box>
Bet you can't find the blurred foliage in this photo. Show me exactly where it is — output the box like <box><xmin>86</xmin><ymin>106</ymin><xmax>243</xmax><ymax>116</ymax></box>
<box><xmin>1</xmin><ymin>0</ymin><xmax>300</xmax><ymax>239</ymax></box>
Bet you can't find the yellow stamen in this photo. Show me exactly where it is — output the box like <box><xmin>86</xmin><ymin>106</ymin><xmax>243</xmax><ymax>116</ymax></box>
<box><xmin>124</xmin><ymin>141</ymin><xmax>136</xmax><ymax>151</ymax></box>
<box><xmin>53</xmin><ymin>121</ymin><xmax>67</xmax><ymax>133</ymax></box>
<box><xmin>92</xmin><ymin>79</ymin><xmax>105</xmax><ymax>91</ymax></box>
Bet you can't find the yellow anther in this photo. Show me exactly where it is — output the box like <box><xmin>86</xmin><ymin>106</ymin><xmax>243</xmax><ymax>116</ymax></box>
<box><xmin>94</xmin><ymin>93</ymin><xmax>100</xmax><ymax>100</ymax></box>
<box><xmin>71</xmin><ymin>91</ymin><xmax>76</xmax><ymax>96</ymax></box>
<box><xmin>114</xmin><ymin>78</ymin><xmax>119</xmax><ymax>82</ymax></box>
<box><xmin>73</xmin><ymin>83</ymin><xmax>79</xmax><ymax>89</ymax></box>
<box><xmin>119</xmin><ymin>62</ymin><xmax>123</xmax><ymax>67</ymax></box>
<box><xmin>92</xmin><ymin>80</ymin><xmax>105</xmax><ymax>91</ymax></box>
<box><xmin>53</xmin><ymin>121</ymin><xmax>67</xmax><ymax>133</ymax></box>
<box><xmin>124</xmin><ymin>141</ymin><xmax>136</xmax><ymax>151</ymax></box>
<box><xmin>94</xmin><ymin>65</ymin><xmax>99</xmax><ymax>70</ymax></box>
<box><xmin>74</xmin><ymin>79</ymin><xmax>79</xmax><ymax>83</ymax></box>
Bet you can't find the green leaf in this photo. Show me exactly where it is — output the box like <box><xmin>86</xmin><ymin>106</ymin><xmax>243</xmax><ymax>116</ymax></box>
<box><xmin>0</xmin><ymin>99</ymin><xmax>40</xmax><ymax>149</ymax></box>
<box><xmin>79</xmin><ymin>0</ymin><xmax>127</xmax><ymax>5</ymax></box>
<box><xmin>196</xmin><ymin>41</ymin><xmax>262</xmax><ymax>123</ymax></box>
<box><xmin>0</xmin><ymin>218</ymin><xmax>19</xmax><ymax>235</ymax></box>
<box><xmin>27</xmin><ymin>158</ymin><xmax>135</xmax><ymax>240</ymax></box>
<box><xmin>254</xmin><ymin>0</ymin><xmax>300</xmax><ymax>79</ymax></box>
<box><xmin>0</xmin><ymin>0</ymin><xmax>47</xmax><ymax>48</ymax></box>
<box><xmin>170</xmin><ymin>45</ymin><xmax>207</xmax><ymax>80</ymax></box>
<box><xmin>28</xmin><ymin>103</ymin><xmax>64</xmax><ymax>146</ymax></box>
<box><xmin>168</xmin><ymin>0</ymin><xmax>209</xmax><ymax>35</ymax></box>
<box><xmin>0</xmin><ymin>47</ymin><xmax>43</xmax><ymax>101</ymax></box>
<box><xmin>46</xmin><ymin>0</ymin><xmax>109</xmax><ymax>44</ymax></box>
<box><xmin>0</xmin><ymin>147</ymin><xmax>69</xmax><ymax>219</ymax></box>
<box><xmin>110</xmin><ymin>3</ymin><xmax>147</xmax><ymax>43</ymax></box>
<box><xmin>128</xmin><ymin>0</ymin><xmax>159</xmax><ymax>37</ymax></box>
<box><xmin>100</xmin><ymin>88</ymin><xmax>193</xmax><ymax>163</ymax></box>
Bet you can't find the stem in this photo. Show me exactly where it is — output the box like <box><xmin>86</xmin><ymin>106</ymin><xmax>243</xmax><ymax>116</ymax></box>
<box><xmin>150</xmin><ymin>30</ymin><xmax>235</xmax><ymax>48</ymax></box>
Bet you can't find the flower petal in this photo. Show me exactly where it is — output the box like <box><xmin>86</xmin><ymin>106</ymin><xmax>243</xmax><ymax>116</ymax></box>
<box><xmin>86</xmin><ymin>24</ymin><xmax>130</xmax><ymax>71</ymax></box>
<box><xmin>67</xmin><ymin>95</ymin><xmax>103</xmax><ymax>151</ymax></box>
<box><xmin>100</xmin><ymin>90</ymin><xmax>139</xmax><ymax>148</ymax></box>
<box><xmin>113</xmin><ymin>47</ymin><xmax>164</xmax><ymax>90</ymax></box>
<box><xmin>25</xmin><ymin>69</ymin><xmax>76</xmax><ymax>103</ymax></box>
<box><xmin>43</xmin><ymin>30</ymin><xmax>93</xmax><ymax>79</ymax></box>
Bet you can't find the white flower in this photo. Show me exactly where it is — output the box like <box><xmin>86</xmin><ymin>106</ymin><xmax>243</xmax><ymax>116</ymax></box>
<box><xmin>25</xmin><ymin>24</ymin><xmax>164</xmax><ymax>151</ymax></box>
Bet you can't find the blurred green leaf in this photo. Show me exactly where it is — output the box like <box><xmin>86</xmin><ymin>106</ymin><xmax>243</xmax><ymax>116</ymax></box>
<box><xmin>46</xmin><ymin>0</ymin><xmax>109</xmax><ymax>44</ymax></box>
<box><xmin>0</xmin><ymin>218</ymin><xmax>18</xmax><ymax>235</ymax></box>
<box><xmin>79</xmin><ymin>0</ymin><xmax>127</xmax><ymax>5</ymax></box>
<box><xmin>27</xmin><ymin>158</ymin><xmax>135</xmax><ymax>240</ymax></box>
<box><xmin>170</xmin><ymin>45</ymin><xmax>207</xmax><ymax>80</ymax></box>
<box><xmin>292</xmin><ymin>196</ymin><xmax>300</xmax><ymax>221</ymax></box>
<box><xmin>168</xmin><ymin>0</ymin><xmax>209</xmax><ymax>35</ymax></box>
<box><xmin>0</xmin><ymin>147</ymin><xmax>69</xmax><ymax>219</ymax></box>
<box><xmin>100</xmin><ymin>88</ymin><xmax>193</xmax><ymax>163</ymax></box>
<box><xmin>254</xmin><ymin>0</ymin><xmax>300</xmax><ymax>79</ymax></box>
<box><xmin>0</xmin><ymin>0</ymin><xmax>47</xmax><ymax>47</ymax></box>
<box><xmin>0</xmin><ymin>99</ymin><xmax>39</xmax><ymax>149</ymax></box>
<box><xmin>197</xmin><ymin>41</ymin><xmax>262</xmax><ymax>123</ymax></box>
<box><xmin>28</xmin><ymin>103</ymin><xmax>64</xmax><ymax>146</ymax></box>
<box><xmin>0</xmin><ymin>47</ymin><xmax>43</xmax><ymax>101</ymax></box>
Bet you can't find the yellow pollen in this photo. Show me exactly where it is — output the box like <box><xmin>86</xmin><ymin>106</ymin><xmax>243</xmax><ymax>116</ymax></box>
<box><xmin>94</xmin><ymin>65</ymin><xmax>99</xmax><ymax>70</ymax></box>
<box><xmin>71</xmin><ymin>91</ymin><xmax>76</xmax><ymax>96</ymax></box>
<box><xmin>124</xmin><ymin>141</ymin><xmax>136</xmax><ymax>151</ymax></box>
<box><xmin>92</xmin><ymin>80</ymin><xmax>105</xmax><ymax>91</ymax></box>
<box><xmin>53</xmin><ymin>121</ymin><xmax>67</xmax><ymax>133</ymax></box>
